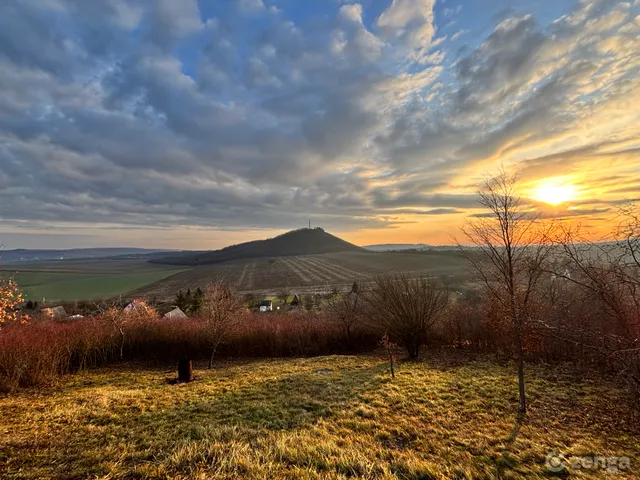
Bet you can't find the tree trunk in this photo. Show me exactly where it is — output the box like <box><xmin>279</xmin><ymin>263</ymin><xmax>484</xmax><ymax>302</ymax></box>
<box><xmin>208</xmin><ymin>344</ymin><xmax>218</xmax><ymax>369</ymax></box>
<box><xmin>511</xmin><ymin>288</ymin><xmax>526</xmax><ymax>413</ymax></box>
<box><xmin>406</xmin><ymin>339</ymin><xmax>420</xmax><ymax>360</ymax></box>
<box><xmin>388</xmin><ymin>349</ymin><xmax>395</xmax><ymax>379</ymax></box>
<box><xmin>515</xmin><ymin>327</ymin><xmax>527</xmax><ymax>413</ymax></box>
<box><xmin>178</xmin><ymin>358</ymin><xmax>192</xmax><ymax>382</ymax></box>
<box><xmin>118</xmin><ymin>330</ymin><xmax>124</xmax><ymax>361</ymax></box>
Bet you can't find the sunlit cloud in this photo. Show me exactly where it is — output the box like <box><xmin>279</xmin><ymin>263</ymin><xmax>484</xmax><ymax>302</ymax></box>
<box><xmin>0</xmin><ymin>0</ymin><xmax>638</xmax><ymax>248</ymax></box>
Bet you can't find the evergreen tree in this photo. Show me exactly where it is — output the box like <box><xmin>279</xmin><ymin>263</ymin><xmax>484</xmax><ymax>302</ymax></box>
<box><xmin>191</xmin><ymin>287</ymin><xmax>204</xmax><ymax>314</ymax></box>
<box><xmin>175</xmin><ymin>290</ymin><xmax>187</xmax><ymax>311</ymax></box>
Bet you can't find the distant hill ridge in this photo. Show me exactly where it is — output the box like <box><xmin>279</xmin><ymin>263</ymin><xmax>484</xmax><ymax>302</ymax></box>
<box><xmin>363</xmin><ymin>244</ymin><xmax>432</xmax><ymax>252</ymax></box>
<box><xmin>150</xmin><ymin>228</ymin><xmax>363</xmax><ymax>266</ymax></box>
<box><xmin>0</xmin><ymin>248</ymin><xmax>169</xmax><ymax>264</ymax></box>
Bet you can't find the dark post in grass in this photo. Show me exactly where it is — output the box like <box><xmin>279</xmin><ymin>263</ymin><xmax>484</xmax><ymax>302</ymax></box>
<box><xmin>178</xmin><ymin>358</ymin><xmax>193</xmax><ymax>383</ymax></box>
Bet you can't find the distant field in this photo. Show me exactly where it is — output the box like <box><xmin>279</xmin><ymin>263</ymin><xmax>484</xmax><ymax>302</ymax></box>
<box><xmin>2</xmin><ymin>259</ymin><xmax>184</xmax><ymax>302</ymax></box>
<box><xmin>131</xmin><ymin>250</ymin><xmax>470</xmax><ymax>299</ymax></box>
<box><xmin>4</xmin><ymin>257</ymin><xmax>176</xmax><ymax>273</ymax></box>
<box><xmin>2</xmin><ymin>250</ymin><xmax>471</xmax><ymax>302</ymax></box>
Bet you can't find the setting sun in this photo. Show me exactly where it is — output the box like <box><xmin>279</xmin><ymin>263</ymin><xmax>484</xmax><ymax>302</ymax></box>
<box><xmin>533</xmin><ymin>179</ymin><xmax>577</xmax><ymax>205</ymax></box>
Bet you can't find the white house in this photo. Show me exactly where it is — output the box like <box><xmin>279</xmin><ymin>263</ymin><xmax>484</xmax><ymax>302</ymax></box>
<box><xmin>163</xmin><ymin>307</ymin><xmax>188</xmax><ymax>319</ymax></box>
<box><xmin>259</xmin><ymin>300</ymin><xmax>273</xmax><ymax>312</ymax></box>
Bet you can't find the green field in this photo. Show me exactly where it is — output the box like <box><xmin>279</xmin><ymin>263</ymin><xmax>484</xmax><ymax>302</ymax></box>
<box><xmin>2</xmin><ymin>259</ymin><xmax>184</xmax><ymax>302</ymax></box>
<box><xmin>1</xmin><ymin>355</ymin><xmax>636</xmax><ymax>479</ymax></box>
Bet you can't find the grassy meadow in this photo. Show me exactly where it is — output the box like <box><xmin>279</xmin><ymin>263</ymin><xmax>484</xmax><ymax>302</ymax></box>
<box><xmin>12</xmin><ymin>270</ymin><xmax>182</xmax><ymax>302</ymax></box>
<box><xmin>1</xmin><ymin>355</ymin><xmax>637</xmax><ymax>479</ymax></box>
<box><xmin>2</xmin><ymin>259</ymin><xmax>184</xmax><ymax>302</ymax></box>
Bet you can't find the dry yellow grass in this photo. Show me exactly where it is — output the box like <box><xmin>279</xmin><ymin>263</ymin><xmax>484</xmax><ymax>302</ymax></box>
<box><xmin>0</xmin><ymin>355</ymin><xmax>637</xmax><ymax>479</ymax></box>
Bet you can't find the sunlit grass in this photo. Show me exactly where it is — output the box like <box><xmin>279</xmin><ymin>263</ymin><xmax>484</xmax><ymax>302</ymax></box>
<box><xmin>1</xmin><ymin>355</ymin><xmax>637</xmax><ymax>479</ymax></box>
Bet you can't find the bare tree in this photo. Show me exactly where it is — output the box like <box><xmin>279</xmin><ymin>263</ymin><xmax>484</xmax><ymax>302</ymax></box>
<box><xmin>547</xmin><ymin>205</ymin><xmax>640</xmax><ymax>395</ymax></box>
<box><xmin>459</xmin><ymin>170</ymin><xmax>552</xmax><ymax>413</ymax></box>
<box><xmin>276</xmin><ymin>287</ymin><xmax>289</xmax><ymax>308</ymax></box>
<box><xmin>617</xmin><ymin>202</ymin><xmax>640</xmax><ymax>270</ymax></box>
<box><xmin>101</xmin><ymin>307</ymin><xmax>127</xmax><ymax>361</ymax></box>
<box><xmin>326</xmin><ymin>282</ymin><xmax>363</xmax><ymax>342</ymax></box>
<box><xmin>380</xmin><ymin>332</ymin><xmax>399</xmax><ymax>379</ymax></box>
<box><xmin>201</xmin><ymin>283</ymin><xmax>244</xmax><ymax>369</ymax></box>
<box><xmin>367</xmin><ymin>273</ymin><xmax>449</xmax><ymax>359</ymax></box>
<box><xmin>99</xmin><ymin>300</ymin><xmax>157</xmax><ymax>360</ymax></box>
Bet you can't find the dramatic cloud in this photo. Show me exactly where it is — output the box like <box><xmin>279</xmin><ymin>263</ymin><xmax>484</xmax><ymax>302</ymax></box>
<box><xmin>0</xmin><ymin>0</ymin><xmax>638</xmax><ymax>248</ymax></box>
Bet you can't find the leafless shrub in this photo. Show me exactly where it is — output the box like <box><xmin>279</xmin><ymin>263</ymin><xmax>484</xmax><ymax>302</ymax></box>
<box><xmin>440</xmin><ymin>296</ymin><xmax>493</xmax><ymax>351</ymax></box>
<box><xmin>99</xmin><ymin>301</ymin><xmax>158</xmax><ymax>360</ymax></box>
<box><xmin>326</xmin><ymin>282</ymin><xmax>363</xmax><ymax>342</ymax></box>
<box><xmin>366</xmin><ymin>273</ymin><xmax>449</xmax><ymax>359</ymax></box>
<box><xmin>380</xmin><ymin>332</ymin><xmax>399</xmax><ymax>379</ymax></box>
<box><xmin>201</xmin><ymin>283</ymin><xmax>244</xmax><ymax>369</ymax></box>
<box><xmin>545</xmin><ymin>204</ymin><xmax>640</xmax><ymax>397</ymax></box>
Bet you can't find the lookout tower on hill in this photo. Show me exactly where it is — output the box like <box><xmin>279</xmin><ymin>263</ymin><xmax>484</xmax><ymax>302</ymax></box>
<box><xmin>307</xmin><ymin>220</ymin><xmax>324</xmax><ymax>232</ymax></box>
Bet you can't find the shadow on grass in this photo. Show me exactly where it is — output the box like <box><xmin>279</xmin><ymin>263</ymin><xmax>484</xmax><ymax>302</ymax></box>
<box><xmin>494</xmin><ymin>412</ymin><xmax>526</xmax><ymax>478</ymax></box>
<box><xmin>139</xmin><ymin>361</ymin><xmax>390</xmax><ymax>433</ymax></box>
<box><xmin>3</xmin><ymin>361</ymin><xmax>390</xmax><ymax>479</ymax></box>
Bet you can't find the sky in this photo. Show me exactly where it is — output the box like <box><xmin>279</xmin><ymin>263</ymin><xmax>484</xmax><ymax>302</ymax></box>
<box><xmin>0</xmin><ymin>0</ymin><xmax>638</xmax><ymax>249</ymax></box>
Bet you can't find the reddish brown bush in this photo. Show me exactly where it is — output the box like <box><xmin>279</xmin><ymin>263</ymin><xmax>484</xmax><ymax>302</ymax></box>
<box><xmin>0</xmin><ymin>311</ymin><xmax>379</xmax><ymax>392</ymax></box>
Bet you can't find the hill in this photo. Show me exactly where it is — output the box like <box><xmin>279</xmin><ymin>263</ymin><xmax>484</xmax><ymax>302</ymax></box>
<box><xmin>0</xmin><ymin>248</ymin><xmax>170</xmax><ymax>264</ymax></box>
<box><xmin>363</xmin><ymin>243</ymin><xmax>432</xmax><ymax>252</ymax></box>
<box><xmin>151</xmin><ymin>228</ymin><xmax>363</xmax><ymax>266</ymax></box>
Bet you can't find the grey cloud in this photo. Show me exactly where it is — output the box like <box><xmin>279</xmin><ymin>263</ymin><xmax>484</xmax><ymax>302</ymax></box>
<box><xmin>0</xmin><ymin>0</ymin><xmax>637</xmax><ymax>244</ymax></box>
<box><xmin>455</xmin><ymin>14</ymin><xmax>547</xmax><ymax>112</ymax></box>
<box><xmin>144</xmin><ymin>0</ymin><xmax>203</xmax><ymax>49</ymax></box>
<box><xmin>0</xmin><ymin>1</ymin><xmax>76</xmax><ymax>77</ymax></box>
<box><xmin>372</xmin><ymin>191</ymin><xmax>480</xmax><ymax>209</ymax></box>
<box><xmin>390</xmin><ymin>208</ymin><xmax>461</xmax><ymax>215</ymax></box>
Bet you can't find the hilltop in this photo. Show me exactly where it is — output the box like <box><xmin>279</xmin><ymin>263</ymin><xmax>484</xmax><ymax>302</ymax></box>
<box><xmin>150</xmin><ymin>228</ymin><xmax>363</xmax><ymax>266</ymax></box>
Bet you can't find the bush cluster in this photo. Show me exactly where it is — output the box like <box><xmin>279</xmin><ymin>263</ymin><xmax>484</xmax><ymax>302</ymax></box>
<box><xmin>0</xmin><ymin>311</ymin><xmax>378</xmax><ymax>392</ymax></box>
